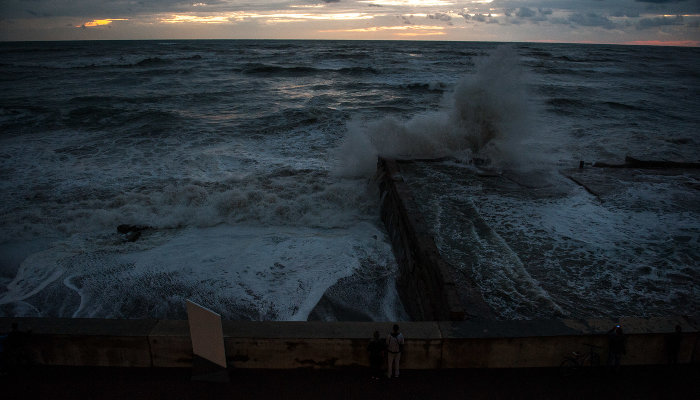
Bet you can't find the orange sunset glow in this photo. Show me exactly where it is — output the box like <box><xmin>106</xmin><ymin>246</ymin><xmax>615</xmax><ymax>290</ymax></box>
<box><xmin>77</xmin><ymin>19</ymin><xmax>128</xmax><ymax>28</ymax></box>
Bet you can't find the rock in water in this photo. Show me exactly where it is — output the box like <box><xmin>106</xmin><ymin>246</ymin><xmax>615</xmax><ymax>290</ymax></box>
<box><xmin>117</xmin><ymin>224</ymin><xmax>152</xmax><ymax>242</ymax></box>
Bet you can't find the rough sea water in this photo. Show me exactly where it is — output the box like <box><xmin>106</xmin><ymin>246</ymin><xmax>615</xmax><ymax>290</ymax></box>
<box><xmin>1</xmin><ymin>40</ymin><xmax>698</xmax><ymax>321</ymax></box>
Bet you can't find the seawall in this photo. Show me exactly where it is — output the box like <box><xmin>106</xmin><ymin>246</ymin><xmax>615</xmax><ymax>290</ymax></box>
<box><xmin>1</xmin><ymin>316</ymin><xmax>698</xmax><ymax>369</ymax></box>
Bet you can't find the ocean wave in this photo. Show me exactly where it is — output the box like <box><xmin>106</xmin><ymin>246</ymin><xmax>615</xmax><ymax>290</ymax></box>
<box><xmin>0</xmin><ymin>166</ymin><xmax>379</xmax><ymax>243</ymax></box>
<box><xmin>522</xmin><ymin>49</ymin><xmax>553</xmax><ymax>58</ymax></box>
<box><xmin>530</xmin><ymin>63</ymin><xmax>593</xmax><ymax>76</ymax></box>
<box><xmin>545</xmin><ymin>97</ymin><xmax>590</xmax><ymax>115</ymax></box>
<box><xmin>336</xmin><ymin>66</ymin><xmax>380</xmax><ymax>75</ymax></box>
<box><xmin>62</xmin><ymin>106</ymin><xmax>182</xmax><ymax>131</ymax></box>
<box><xmin>62</xmin><ymin>55</ymin><xmax>203</xmax><ymax>71</ymax></box>
<box><xmin>401</xmin><ymin>82</ymin><xmax>447</xmax><ymax>92</ymax></box>
<box><xmin>315</xmin><ymin>50</ymin><xmax>371</xmax><ymax>60</ymax></box>
<box><xmin>2</xmin><ymin>55</ymin><xmax>189</xmax><ymax>71</ymax></box>
<box><xmin>133</xmin><ymin>57</ymin><xmax>173</xmax><ymax>67</ymax></box>
<box><xmin>553</xmin><ymin>54</ymin><xmax>620</xmax><ymax>63</ymax></box>
<box><xmin>238</xmin><ymin>63</ymin><xmax>318</xmax><ymax>76</ymax></box>
<box><xmin>546</xmin><ymin>97</ymin><xmax>587</xmax><ymax>107</ymax></box>
<box><xmin>602</xmin><ymin>101</ymin><xmax>648</xmax><ymax>112</ymax></box>
<box><xmin>435</xmin><ymin>49</ymin><xmax>484</xmax><ymax>57</ymax></box>
<box><xmin>546</xmin><ymin>97</ymin><xmax>664</xmax><ymax>119</ymax></box>
<box><xmin>0</xmin><ymin>45</ymin><xmax>75</xmax><ymax>55</ymax></box>
<box><xmin>238</xmin><ymin>63</ymin><xmax>379</xmax><ymax>77</ymax></box>
<box><xmin>336</xmin><ymin>46</ymin><xmax>535</xmax><ymax>177</ymax></box>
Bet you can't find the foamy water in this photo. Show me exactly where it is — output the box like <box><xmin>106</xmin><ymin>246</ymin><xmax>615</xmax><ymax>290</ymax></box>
<box><xmin>401</xmin><ymin>162</ymin><xmax>699</xmax><ymax>319</ymax></box>
<box><xmin>1</xmin><ymin>40</ymin><xmax>698</xmax><ymax>320</ymax></box>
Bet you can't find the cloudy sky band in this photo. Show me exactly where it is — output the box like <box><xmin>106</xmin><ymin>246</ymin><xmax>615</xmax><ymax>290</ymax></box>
<box><xmin>1</xmin><ymin>0</ymin><xmax>698</xmax><ymax>45</ymax></box>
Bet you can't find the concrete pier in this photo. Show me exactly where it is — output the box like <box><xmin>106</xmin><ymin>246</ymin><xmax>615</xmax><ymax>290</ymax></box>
<box><xmin>377</xmin><ymin>157</ymin><xmax>491</xmax><ymax>321</ymax></box>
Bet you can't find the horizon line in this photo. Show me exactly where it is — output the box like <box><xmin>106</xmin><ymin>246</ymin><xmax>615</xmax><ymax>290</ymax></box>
<box><xmin>1</xmin><ymin>38</ymin><xmax>698</xmax><ymax>48</ymax></box>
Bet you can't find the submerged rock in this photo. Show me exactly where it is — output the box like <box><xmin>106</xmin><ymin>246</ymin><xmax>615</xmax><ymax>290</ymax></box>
<box><xmin>117</xmin><ymin>225</ymin><xmax>153</xmax><ymax>242</ymax></box>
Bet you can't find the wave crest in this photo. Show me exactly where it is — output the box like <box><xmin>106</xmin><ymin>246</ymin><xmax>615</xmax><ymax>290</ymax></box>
<box><xmin>335</xmin><ymin>46</ymin><xmax>535</xmax><ymax>177</ymax></box>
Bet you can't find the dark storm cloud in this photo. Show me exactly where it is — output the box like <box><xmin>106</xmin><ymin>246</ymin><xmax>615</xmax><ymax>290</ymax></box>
<box><xmin>637</xmin><ymin>15</ymin><xmax>684</xmax><ymax>29</ymax></box>
<box><xmin>321</xmin><ymin>0</ymin><xmax>341</xmax><ymax>3</ymax></box>
<box><xmin>24</xmin><ymin>9</ymin><xmax>52</xmax><ymax>18</ymax></box>
<box><xmin>501</xmin><ymin>6</ymin><xmax>552</xmax><ymax>24</ymax></box>
<box><xmin>428</xmin><ymin>13</ymin><xmax>452</xmax><ymax>22</ymax></box>
<box><xmin>465</xmin><ymin>13</ymin><xmax>497</xmax><ymax>24</ymax></box>
<box><xmin>1</xmin><ymin>0</ymin><xmax>233</xmax><ymax>19</ymax></box>
<box><xmin>497</xmin><ymin>3</ymin><xmax>619</xmax><ymax>29</ymax></box>
<box><xmin>494</xmin><ymin>0</ymin><xmax>603</xmax><ymax>11</ymax></box>
<box><xmin>635</xmin><ymin>0</ymin><xmax>687</xmax><ymax>3</ymax></box>
<box><xmin>460</xmin><ymin>12</ymin><xmax>488</xmax><ymax>22</ymax></box>
<box><xmin>3</xmin><ymin>0</ymin><xmax>163</xmax><ymax>18</ymax></box>
<box><xmin>611</xmin><ymin>10</ymin><xmax>640</xmax><ymax>18</ymax></box>
<box><xmin>632</xmin><ymin>0</ymin><xmax>699</xmax><ymax>14</ymax></box>
<box><xmin>492</xmin><ymin>0</ymin><xmax>699</xmax><ymax>32</ymax></box>
<box><xmin>494</xmin><ymin>0</ymin><xmax>695</xmax><ymax>15</ymax></box>
<box><xmin>568</xmin><ymin>12</ymin><xmax>616</xmax><ymax>29</ymax></box>
<box><xmin>516</xmin><ymin>7</ymin><xmax>536</xmax><ymax>18</ymax></box>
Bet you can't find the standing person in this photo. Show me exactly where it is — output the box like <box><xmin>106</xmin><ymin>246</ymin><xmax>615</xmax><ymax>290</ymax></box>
<box><xmin>607</xmin><ymin>324</ymin><xmax>626</xmax><ymax>372</ymax></box>
<box><xmin>367</xmin><ymin>331</ymin><xmax>386</xmax><ymax>380</ymax></box>
<box><xmin>666</xmin><ymin>325</ymin><xmax>682</xmax><ymax>365</ymax></box>
<box><xmin>4</xmin><ymin>323</ymin><xmax>32</xmax><ymax>369</ymax></box>
<box><xmin>0</xmin><ymin>330</ymin><xmax>7</xmax><ymax>376</ymax></box>
<box><xmin>386</xmin><ymin>324</ymin><xmax>404</xmax><ymax>379</ymax></box>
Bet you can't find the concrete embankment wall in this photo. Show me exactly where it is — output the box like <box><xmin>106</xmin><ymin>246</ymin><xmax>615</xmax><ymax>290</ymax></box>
<box><xmin>1</xmin><ymin>316</ymin><xmax>697</xmax><ymax>369</ymax></box>
<box><xmin>378</xmin><ymin>158</ymin><xmax>491</xmax><ymax>321</ymax></box>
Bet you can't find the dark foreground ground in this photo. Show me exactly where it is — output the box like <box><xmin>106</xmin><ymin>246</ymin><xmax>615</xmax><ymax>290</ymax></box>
<box><xmin>2</xmin><ymin>364</ymin><xmax>699</xmax><ymax>400</ymax></box>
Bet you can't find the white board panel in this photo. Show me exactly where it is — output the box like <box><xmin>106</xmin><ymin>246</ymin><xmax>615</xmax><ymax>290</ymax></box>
<box><xmin>186</xmin><ymin>300</ymin><xmax>227</xmax><ymax>368</ymax></box>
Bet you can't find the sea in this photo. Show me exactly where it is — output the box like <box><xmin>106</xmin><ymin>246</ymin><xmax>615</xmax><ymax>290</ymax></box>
<box><xmin>1</xmin><ymin>40</ymin><xmax>698</xmax><ymax>321</ymax></box>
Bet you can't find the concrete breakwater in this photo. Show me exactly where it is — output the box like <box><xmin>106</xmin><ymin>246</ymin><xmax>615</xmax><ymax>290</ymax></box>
<box><xmin>0</xmin><ymin>316</ymin><xmax>697</xmax><ymax>369</ymax></box>
<box><xmin>376</xmin><ymin>157</ymin><xmax>491</xmax><ymax>321</ymax></box>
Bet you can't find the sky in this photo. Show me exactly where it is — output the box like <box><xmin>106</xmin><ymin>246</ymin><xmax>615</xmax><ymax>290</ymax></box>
<box><xmin>1</xmin><ymin>0</ymin><xmax>699</xmax><ymax>45</ymax></box>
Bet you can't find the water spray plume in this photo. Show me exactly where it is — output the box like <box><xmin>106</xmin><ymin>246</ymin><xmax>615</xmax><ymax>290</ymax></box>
<box><xmin>336</xmin><ymin>46</ymin><xmax>535</xmax><ymax>177</ymax></box>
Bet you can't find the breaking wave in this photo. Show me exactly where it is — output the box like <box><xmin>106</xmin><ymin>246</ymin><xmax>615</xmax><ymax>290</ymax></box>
<box><xmin>336</xmin><ymin>46</ymin><xmax>536</xmax><ymax>177</ymax></box>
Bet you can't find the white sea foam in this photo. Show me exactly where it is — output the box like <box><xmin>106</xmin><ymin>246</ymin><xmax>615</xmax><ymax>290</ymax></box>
<box><xmin>0</xmin><ymin>223</ymin><xmax>396</xmax><ymax>320</ymax></box>
<box><xmin>398</xmin><ymin>159</ymin><xmax>699</xmax><ymax>319</ymax></box>
<box><xmin>472</xmin><ymin>180</ymin><xmax>699</xmax><ymax>318</ymax></box>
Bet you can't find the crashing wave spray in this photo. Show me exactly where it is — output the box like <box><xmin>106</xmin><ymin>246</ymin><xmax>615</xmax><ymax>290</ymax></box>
<box><xmin>336</xmin><ymin>46</ymin><xmax>534</xmax><ymax>177</ymax></box>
